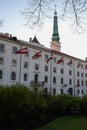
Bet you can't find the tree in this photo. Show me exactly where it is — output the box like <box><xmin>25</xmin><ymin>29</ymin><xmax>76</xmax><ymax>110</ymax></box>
<box><xmin>0</xmin><ymin>19</ymin><xmax>3</xmax><ymax>27</ymax></box>
<box><xmin>22</xmin><ymin>0</ymin><xmax>87</xmax><ymax>32</ymax></box>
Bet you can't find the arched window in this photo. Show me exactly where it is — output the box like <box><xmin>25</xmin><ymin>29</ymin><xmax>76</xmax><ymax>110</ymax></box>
<box><xmin>11</xmin><ymin>71</ymin><xmax>16</xmax><ymax>80</ymax></box>
<box><xmin>81</xmin><ymin>80</ymin><xmax>84</xmax><ymax>86</ymax></box>
<box><xmin>24</xmin><ymin>73</ymin><xmax>28</xmax><ymax>81</ymax></box>
<box><xmin>69</xmin><ymin>79</ymin><xmax>72</xmax><ymax>85</ymax></box>
<box><xmin>0</xmin><ymin>70</ymin><xmax>2</xmax><ymax>79</ymax></box>
<box><xmin>53</xmin><ymin>88</ymin><xmax>56</xmax><ymax>94</ymax></box>
<box><xmin>34</xmin><ymin>74</ymin><xmax>38</xmax><ymax>83</ymax></box>
<box><xmin>53</xmin><ymin>77</ymin><xmax>56</xmax><ymax>83</ymax></box>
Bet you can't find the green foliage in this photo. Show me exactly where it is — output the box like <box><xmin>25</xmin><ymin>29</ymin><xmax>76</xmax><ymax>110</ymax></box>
<box><xmin>45</xmin><ymin>94</ymin><xmax>81</xmax><ymax>116</ymax></box>
<box><xmin>80</xmin><ymin>95</ymin><xmax>87</xmax><ymax>114</ymax></box>
<box><xmin>0</xmin><ymin>85</ymin><xmax>87</xmax><ymax>129</ymax></box>
<box><xmin>0</xmin><ymin>85</ymin><xmax>47</xmax><ymax>129</ymax></box>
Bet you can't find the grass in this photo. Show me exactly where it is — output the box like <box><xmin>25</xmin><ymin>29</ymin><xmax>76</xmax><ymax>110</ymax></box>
<box><xmin>38</xmin><ymin>115</ymin><xmax>87</xmax><ymax>130</ymax></box>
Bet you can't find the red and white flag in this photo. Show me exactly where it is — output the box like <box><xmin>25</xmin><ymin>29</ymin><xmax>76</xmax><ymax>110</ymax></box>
<box><xmin>85</xmin><ymin>65</ymin><xmax>87</xmax><ymax>69</ymax></box>
<box><xmin>16</xmin><ymin>47</ymin><xmax>28</xmax><ymax>54</ymax></box>
<box><xmin>77</xmin><ymin>61</ymin><xmax>81</xmax><ymax>68</ymax></box>
<box><xmin>46</xmin><ymin>55</ymin><xmax>53</xmax><ymax>63</ymax></box>
<box><xmin>57</xmin><ymin>57</ymin><xmax>64</xmax><ymax>64</ymax></box>
<box><xmin>32</xmin><ymin>51</ymin><xmax>41</xmax><ymax>59</ymax></box>
<box><xmin>75</xmin><ymin>83</ymin><xmax>80</xmax><ymax>87</ymax></box>
<box><xmin>62</xmin><ymin>84</ymin><xmax>67</xmax><ymax>87</ymax></box>
<box><xmin>67</xmin><ymin>59</ymin><xmax>73</xmax><ymax>65</ymax></box>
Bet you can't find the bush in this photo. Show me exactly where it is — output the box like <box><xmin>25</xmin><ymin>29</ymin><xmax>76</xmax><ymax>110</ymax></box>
<box><xmin>80</xmin><ymin>95</ymin><xmax>87</xmax><ymax>114</ymax></box>
<box><xmin>0</xmin><ymin>84</ymin><xmax>86</xmax><ymax>129</ymax></box>
<box><xmin>0</xmin><ymin>85</ymin><xmax>47</xmax><ymax>129</ymax></box>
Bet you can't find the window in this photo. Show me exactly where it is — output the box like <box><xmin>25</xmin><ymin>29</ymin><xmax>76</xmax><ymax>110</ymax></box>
<box><xmin>81</xmin><ymin>73</ymin><xmax>83</xmax><ymax>77</ymax></box>
<box><xmin>85</xmin><ymin>80</ymin><xmax>87</xmax><ymax>86</ymax></box>
<box><xmin>85</xmin><ymin>73</ymin><xmax>87</xmax><ymax>78</ymax></box>
<box><xmin>53</xmin><ymin>57</ymin><xmax>56</xmax><ymax>63</ymax></box>
<box><xmin>0</xmin><ymin>44</ymin><xmax>4</xmax><ymax>53</ymax></box>
<box><xmin>45</xmin><ymin>66</ymin><xmax>48</xmax><ymax>71</ymax></box>
<box><xmin>35</xmin><ymin>64</ymin><xmax>39</xmax><ymax>70</ymax></box>
<box><xmin>77</xmin><ymin>89</ymin><xmax>80</xmax><ymax>94</ymax></box>
<box><xmin>60</xmin><ymin>78</ymin><xmax>64</xmax><ymax>84</ymax></box>
<box><xmin>44</xmin><ymin>54</ymin><xmax>48</xmax><ymax>61</ymax></box>
<box><xmin>61</xmin><ymin>68</ymin><xmax>64</xmax><ymax>74</ymax></box>
<box><xmin>12</xmin><ymin>47</ymin><xmax>17</xmax><ymax>54</ymax></box>
<box><xmin>24</xmin><ymin>73</ymin><xmax>28</xmax><ymax>81</ymax></box>
<box><xmin>61</xmin><ymin>89</ymin><xmax>64</xmax><ymax>94</ymax></box>
<box><xmin>11</xmin><ymin>71</ymin><xmax>16</xmax><ymax>80</ymax></box>
<box><xmin>81</xmin><ymin>80</ymin><xmax>84</xmax><ymax>86</ymax></box>
<box><xmin>69</xmin><ymin>70</ymin><xmax>72</xmax><ymax>75</ymax></box>
<box><xmin>0</xmin><ymin>57</ymin><xmax>4</xmax><ymax>65</ymax></box>
<box><xmin>82</xmin><ymin>90</ymin><xmax>84</xmax><ymax>94</ymax></box>
<box><xmin>24</xmin><ymin>62</ymin><xmax>28</xmax><ymax>68</ymax></box>
<box><xmin>53</xmin><ymin>67</ymin><xmax>56</xmax><ymax>73</ymax></box>
<box><xmin>12</xmin><ymin>60</ymin><xmax>17</xmax><ymax>67</ymax></box>
<box><xmin>76</xmin><ymin>80</ymin><xmax>80</xmax><ymax>87</ymax></box>
<box><xmin>53</xmin><ymin>88</ymin><xmax>56</xmax><ymax>94</ymax></box>
<box><xmin>81</xmin><ymin>65</ymin><xmax>83</xmax><ymax>69</ymax></box>
<box><xmin>0</xmin><ymin>70</ymin><xmax>3</xmax><ymax>79</ymax></box>
<box><xmin>77</xmin><ymin>72</ymin><xmax>79</xmax><ymax>76</ymax></box>
<box><xmin>34</xmin><ymin>74</ymin><xmax>38</xmax><ymax>83</ymax></box>
<box><xmin>44</xmin><ymin>76</ymin><xmax>48</xmax><ymax>83</ymax></box>
<box><xmin>69</xmin><ymin>79</ymin><xmax>72</xmax><ymax>85</ymax></box>
<box><xmin>53</xmin><ymin>77</ymin><xmax>56</xmax><ymax>83</ymax></box>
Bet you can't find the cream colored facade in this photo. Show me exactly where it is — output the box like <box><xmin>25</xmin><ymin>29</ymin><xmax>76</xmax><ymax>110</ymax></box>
<box><xmin>0</xmin><ymin>33</ymin><xmax>87</xmax><ymax>97</ymax></box>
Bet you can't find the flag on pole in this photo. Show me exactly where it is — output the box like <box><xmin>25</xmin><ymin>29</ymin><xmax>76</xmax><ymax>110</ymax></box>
<box><xmin>75</xmin><ymin>83</ymin><xmax>80</xmax><ymax>87</ymax></box>
<box><xmin>77</xmin><ymin>61</ymin><xmax>81</xmax><ymax>68</ymax></box>
<box><xmin>62</xmin><ymin>84</ymin><xmax>67</xmax><ymax>87</ymax></box>
<box><xmin>57</xmin><ymin>57</ymin><xmax>64</xmax><ymax>64</ymax></box>
<box><xmin>46</xmin><ymin>55</ymin><xmax>53</xmax><ymax>63</ymax></box>
<box><xmin>85</xmin><ymin>65</ymin><xmax>87</xmax><ymax>69</ymax></box>
<box><xmin>32</xmin><ymin>51</ymin><xmax>41</xmax><ymax>59</ymax></box>
<box><xmin>67</xmin><ymin>59</ymin><xmax>73</xmax><ymax>65</ymax></box>
<box><xmin>16</xmin><ymin>47</ymin><xmax>28</xmax><ymax>54</ymax></box>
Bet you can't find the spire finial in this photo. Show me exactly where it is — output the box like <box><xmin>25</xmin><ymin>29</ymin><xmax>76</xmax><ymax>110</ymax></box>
<box><xmin>55</xmin><ymin>4</ymin><xmax>56</xmax><ymax>10</ymax></box>
<box><xmin>54</xmin><ymin>4</ymin><xmax>57</xmax><ymax>15</ymax></box>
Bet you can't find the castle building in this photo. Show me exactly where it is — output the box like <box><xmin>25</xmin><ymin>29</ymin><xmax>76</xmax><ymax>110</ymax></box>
<box><xmin>0</xmin><ymin>10</ymin><xmax>87</xmax><ymax>96</ymax></box>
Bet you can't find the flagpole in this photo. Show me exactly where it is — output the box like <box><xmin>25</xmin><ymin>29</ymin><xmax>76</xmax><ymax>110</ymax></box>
<box><xmin>50</xmin><ymin>60</ymin><xmax>52</xmax><ymax>95</ymax></box>
<box><xmin>73</xmin><ymin>60</ymin><xmax>76</xmax><ymax>96</ymax></box>
<box><xmin>19</xmin><ymin>45</ymin><xmax>23</xmax><ymax>85</ymax></box>
<box><xmin>16</xmin><ymin>45</ymin><xmax>28</xmax><ymax>85</ymax></box>
<box><xmin>50</xmin><ymin>53</ymin><xmax>53</xmax><ymax>95</ymax></box>
<box><xmin>19</xmin><ymin>53</ymin><xmax>22</xmax><ymax>84</ymax></box>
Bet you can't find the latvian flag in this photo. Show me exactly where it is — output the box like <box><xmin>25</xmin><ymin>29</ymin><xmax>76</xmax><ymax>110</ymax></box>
<box><xmin>67</xmin><ymin>59</ymin><xmax>73</xmax><ymax>65</ymax></box>
<box><xmin>75</xmin><ymin>83</ymin><xmax>80</xmax><ymax>87</ymax></box>
<box><xmin>85</xmin><ymin>65</ymin><xmax>87</xmax><ymax>69</ymax></box>
<box><xmin>46</xmin><ymin>55</ymin><xmax>53</xmax><ymax>63</ymax></box>
<box><xmin>32</xmin><ymin>51</ymin><xmax>41</xmax><ymax>59</ymax></box>
<box><xmin>77</xmin><ymin>61</ymin><xmax>81</xmax><ymax>68</ymax></box>
<box><xmin>16</xmin><ymin>47</ymin><xmax>28</xmax><ymax>54</ymax></box>
<box><xmin>57</xmin><ymin>57</ymin><xmax>64</xmax><ymax>64</ymax></box>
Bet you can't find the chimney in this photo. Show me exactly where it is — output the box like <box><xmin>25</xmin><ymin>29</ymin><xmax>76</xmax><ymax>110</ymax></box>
<box><xmin>29</xmin><ymin>37</ymin><xmax>32</xmax><ymax>42</ymax></box>
<box><xmin>10</xmin><ymin>34</ymin><xmax>12</xmax><ymax>37</ymax></box>
<box><xmin>85</xmin><ymin>57</ymin><xmax>87</xmax><ymax>62</ymax></box>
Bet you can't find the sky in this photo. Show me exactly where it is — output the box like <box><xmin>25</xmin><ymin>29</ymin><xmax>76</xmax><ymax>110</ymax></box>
<box><xmin>0</xmin><ymin>0</ymin><xmax>87</xmax><ymax>60</ymax></box>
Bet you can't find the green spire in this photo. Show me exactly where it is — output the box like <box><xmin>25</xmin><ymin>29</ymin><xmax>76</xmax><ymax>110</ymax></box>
<box><xmin>52</xmin><ymin>7</ymin><xmax>60</xmax><ymax>41</ymax></box>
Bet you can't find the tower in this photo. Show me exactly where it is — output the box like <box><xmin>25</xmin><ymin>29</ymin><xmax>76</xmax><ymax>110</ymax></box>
<box><xmin>50</xmin><ymin>8</ymin><xmax>61</xmax><ymax>52</ymax></box>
